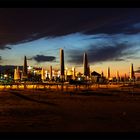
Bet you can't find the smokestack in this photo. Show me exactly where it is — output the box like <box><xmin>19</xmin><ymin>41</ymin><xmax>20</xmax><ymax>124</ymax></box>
<box><xmin>107</xmin><ymin>67</ymin><xmax>110</xmax><ymax>79</ymax></box>
<box><xmin>41</xmin><ymin>68</ymin><xmax>45</xmax><ymax>81</ymax></box>
<box><xmin>87</xmin><ymin>65</ymin><xmax>90</xmax><ymax>77</ymax></box>
<box><xmin>130</xmin><ymin>63</ymin><xmax>135</xmax><ymax>80</ymax></box>
<box><xmin>101</xmin><ymin>71</ymin><xmax>104</xmax><ymax>77</ymax></box>
<box><xmin>72</xmin><ymin>67</ymin><xmax>75</xmax><ymax>80</ymax></box>
<box><xmin>22</xmin><ymin>56</ymin><xmax>28</xmax><ymax>80</ymax></box>
<box><xmin>116</xmin><ymin>70</ymin><xmax>119</xmax><ymax>81</ymax></box>
<box><xmin>60</xmin><ymin>48</ymin><xmax>64</xmax><ymax>80</ymax></box>
<box><xmin>50</xmin><ymin>65</ymin><xmax>52</xmax><ymax>80</ymax></box>
<box><xmin>83</xmin><ymin>52</ymin><xmax>88</xmax><ymax>76</ymax></box>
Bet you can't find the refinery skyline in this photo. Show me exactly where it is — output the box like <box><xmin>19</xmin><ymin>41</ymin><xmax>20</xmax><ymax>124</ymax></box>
<box><xmin>0</xmin><ymin>48</ymin><xmax>139</xmax><ymax>78</ymax></box>
<box><xmin>12</xmin><ymin>49</ymin><xmax>137</xmax><ymax>80</ymax></box>
<box><xmin>9</xmin><ymin>48</ymin><xmax>135</xmax><ymax>84</ymax></box>
<box><xmin>0</xmin><ymin>8</ymin><xmax>140</xmax><ymax>77</ymax></box>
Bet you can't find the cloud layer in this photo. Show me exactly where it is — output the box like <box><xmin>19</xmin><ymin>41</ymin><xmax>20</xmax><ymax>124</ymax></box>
<box><xmin>31</xmin><ymin>55</ymin><xmax>56</xmax><ymax>63</ymax></box>
<box><xmin>0</xmin><ymin>8</ymin><xmax>140</xmax><ymax>49</ymax></box>
<box><xmin>67</xmin><ymin>33</ymin><xmax>140</xmax><ymax>64</ymax></box>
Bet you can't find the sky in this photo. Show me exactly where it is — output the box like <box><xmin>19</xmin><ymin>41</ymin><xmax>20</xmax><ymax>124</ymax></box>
<box><xmin>0</xmin><ymin>8</ymin><xmax>140</xmax><ymax>77</ymax></box>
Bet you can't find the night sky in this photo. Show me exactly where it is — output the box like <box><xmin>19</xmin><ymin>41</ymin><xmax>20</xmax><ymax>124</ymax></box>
<box><xmin>1</xmin><ymin>8</ymin><xmax>140</xmax><ymax>77</ymax></box>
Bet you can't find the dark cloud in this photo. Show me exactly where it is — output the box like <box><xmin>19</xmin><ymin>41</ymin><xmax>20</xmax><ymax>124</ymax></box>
<box><xmin>126</xmin><ymin>56</ymin><xmax>140</xmax><ymax>59</ymax></box>
<box><xmin>0</xmin><ymin>56</ymin><xmax>3</xmax><ymax>64</ymax></box>
<box><xmin>0</xmin><ymin>45</ymin><xmax>11</xmax><ymax>50</ymax></box>
<box><xmin>32</xmin><ymin>55</ymin><xmax>56</xmax><ymax>63</ymax></box>
<box><xmin>113</xmin><ymin>58</ymin><xmax>125</xmax><ymax>61</ymax></box>
<box><xmin>67</xmin><ymin>43</ymin><xmax>136</xmax><ymax>65</ymax></box>
<box><xmin>0</xmin><ymin>8</ymin><xmax>140</xmax><ymax>49</ymax></box>
<box><xmin>135</xmin><ymin>70</ymin><xmax>140</xmax><ymax>73</ymax></box>
<box><xmin>136</xmin><ymin>66</ymin><xmax>140</xmax><ymax>71</ymax></box>
<box><xmin>135</xmin><ymin>67</ymin><xmax>140</xmax><ymax>73</ymax></box>
<box><xmin>133</xmin><ymin>23</ymin><xmax>140</xmax><ymax>29</ymax></box>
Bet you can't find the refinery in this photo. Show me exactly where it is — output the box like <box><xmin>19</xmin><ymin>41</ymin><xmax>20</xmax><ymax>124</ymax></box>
<box><xmin>0</xmin><ymin>48</ymin><xmax>137</xmax><ymax>89</ymax></box>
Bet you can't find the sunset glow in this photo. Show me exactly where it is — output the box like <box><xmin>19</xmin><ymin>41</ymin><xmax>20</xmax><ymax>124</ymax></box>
<box><xmin>0</xmin><ymin>8</ymin><xmax>140</xmax><ymax>77</ymax></box>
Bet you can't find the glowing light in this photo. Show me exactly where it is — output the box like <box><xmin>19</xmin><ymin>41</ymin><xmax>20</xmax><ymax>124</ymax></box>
<box><xmin>4</xmin><ymin>74</ymin><xmax>8</xmax><ymax>78</ymax></box>
<box><xmin>28</xmin><ymin>66</ymin><xmax>32</xmax><ymax>70</ymax></box>
<box><xmin>78</xmin><ymin>77</ymin><xmax>81</xmax><ymax>81</ymax></box>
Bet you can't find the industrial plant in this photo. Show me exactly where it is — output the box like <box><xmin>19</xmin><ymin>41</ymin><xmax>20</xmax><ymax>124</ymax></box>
<box><xmin>0</xmin><ymin>48</ymin><xmax>137</xmax><ymax>89</ymax></box>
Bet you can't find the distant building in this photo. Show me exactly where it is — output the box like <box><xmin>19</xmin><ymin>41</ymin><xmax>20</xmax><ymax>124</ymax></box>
<box><xmin>116</xmin><ymin>70</ymin><xmax>120</xmax><ymax>81</ymax></box>
<box><xmin>101</xmin><ymin>71</ymin><xmax>104</xmax><ymax>77</ymax></box>
<box><xmin>41</xmin><ymin>68</ymin><xmax>46</xmax><ymax>81</ymax></box>
<box><xmin>65</xmin><ymin>68</ymin><xmax>74</xmax><ymax>81</ymax></box>
<box><xmin>83</xmin><ymin>52</ymin><xmax>90</xmax><ymax>77</ymax></box>
<box><xmin>91</xmin><ymin>71</ymin><xmax>101</xmax><ymax>83</ymax></box>
<box><xmin>60</xmin><ymin>48</ymin><xmax>64</xmax><ymax>81</ymax></box>
<box><xmin>130</xmin><ymin>63</ymin><xmax>135</xmax><ymax>80</ymax></box>
<box><xmin>91</xmin><ymin>71</ymin><xmax>107</xmax><ymax>83</ymax></box>
<box><xmin>14</xmin><ymin>66</ymin><xmax>20</xmax><ymax>81</ymax></box>
<box><xmin>49</xmin><ymin>65</ymin><xmax>52</xmax><ymax>80</ymax></box>
<box><xmin>107</xmin><ymin>67</ymin><xmax>110</xmax><ymax>79</ymax></box>
<box><xmin>22</xmin><ymin>56</ymin><xmax>28</xmax><ymax>80</ymax></box>
<box><xmin>72</xmin><ymin>67</ymin><xmax>76</xmax><ymax>80</ymax></box>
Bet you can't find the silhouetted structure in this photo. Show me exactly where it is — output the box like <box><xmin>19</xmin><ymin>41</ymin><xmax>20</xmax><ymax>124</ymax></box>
<box><xmin>107</xmin><ymin>67</ymin><xmax>110</xmax><ymax>79</ymax></box>
<box><xmin>83</xmin><ymin>52</ymin><xmax>89</xmax><ymax>77</ymax></box>
<box><xmin>116</xmin><ymin>70</ymin><xmax>120</xmax><ymax>81</ymax></box>
<box><xmin>124</xmin><ymin>73</ymin><xmax>127</xmax><ymax>81</ymax></box>
<box><xmin>22</xmin><ymin>56</ymin><xmax>28</xmax><ymax>80</ymax></box>
<box><xmin>91</xmin><ymin>71</ymin><xmax>101</xmax><ymax>83</ymax></box>
<box><xmin>101</xmin><ymin>71</ymin><xmax>104</xmax><ymax>77</ymax></box>
<box><xmin>50</xmin><ymin>65</ymin><xmax>52</xmax><ymax>81</ymax></box>
<box><xmin>91</xmin><ymin>71</ymin><xmax>101</xmax><ymax>77</ymax></box>
<box><xmin>87</xmin><ymin>65</ymin><xmax>90</xmax><ymax>77</ymax></box>
<box><xmin>130</xmin><ymin>63</ymin><xmax>135</xmax><ymax>80</ymax></box>
<box><xmin>60</xmin><ymin>48</ymin><xmax>64</xmax><ymax>81</ymax></box>
<box><xmin>72</xmin><ymin>67</ymin><xmax>75</xmax><ymax>80</ymax></box>
<box><xmin>65</xmin><ymin>67</ymin><xmax>68</xmax><ymax>81</ymax></box>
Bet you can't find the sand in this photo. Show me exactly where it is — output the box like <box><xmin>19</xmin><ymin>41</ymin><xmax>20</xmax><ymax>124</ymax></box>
<box><xmin>0</xmin><ymin>86</ymin><xmax>139</xmax><ymax>132</ymax></box>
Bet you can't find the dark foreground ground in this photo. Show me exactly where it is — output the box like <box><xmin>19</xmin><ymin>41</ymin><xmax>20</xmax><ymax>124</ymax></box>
<box><xmin>0</xmin><ymin>87</ymin><xmax>139</xmax><ymax>134</ymax></box>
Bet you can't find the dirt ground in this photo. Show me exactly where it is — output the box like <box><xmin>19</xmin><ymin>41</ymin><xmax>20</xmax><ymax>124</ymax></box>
<box><xmin>0</xmin><ymin>87</ymin><xmax>139</xmax><ymax>132</ymax></box>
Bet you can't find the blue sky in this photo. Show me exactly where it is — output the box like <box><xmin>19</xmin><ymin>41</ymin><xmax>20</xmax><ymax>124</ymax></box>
<box><xmin>1</xmin><ymin>31</ymin><xmax>140</xmax><ymax>77</ymax></box>
<box><xmin>0</xmin><ymin>8</ymin><xmax>140</xmax><ymax>76</ymax></box>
